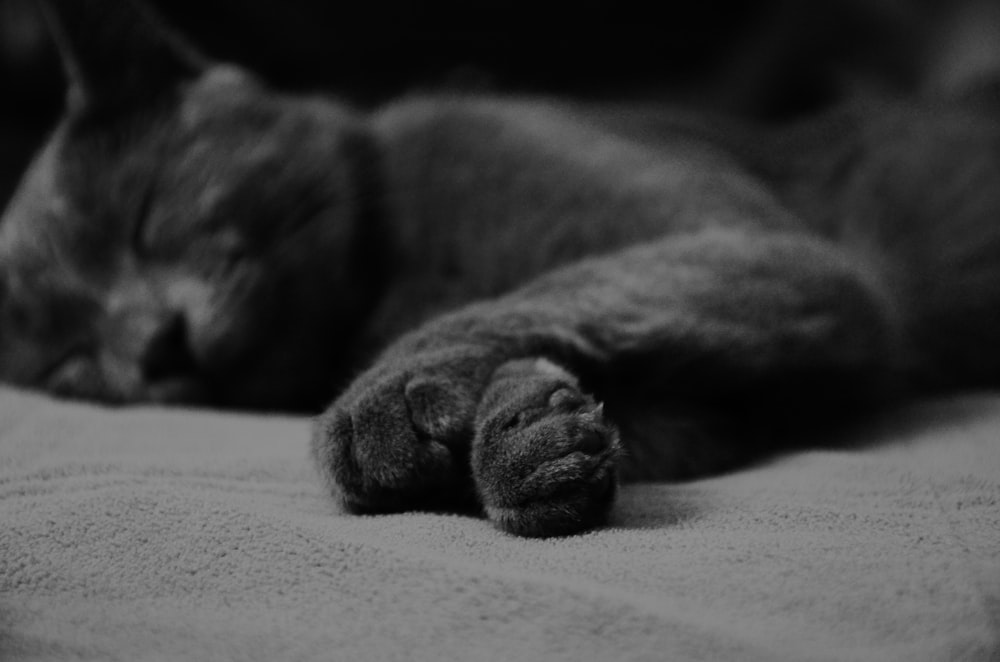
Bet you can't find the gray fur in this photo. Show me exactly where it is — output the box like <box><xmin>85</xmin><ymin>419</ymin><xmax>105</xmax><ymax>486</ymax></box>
<box><xmin>3</xmin><ymin>0</ymin><xmax>1000</xmax><ymax>535</ymax></box>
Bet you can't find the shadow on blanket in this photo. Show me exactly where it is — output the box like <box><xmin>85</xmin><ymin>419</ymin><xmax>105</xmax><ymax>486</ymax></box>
<box><xmin>1</xmin><ymin>386</ymin><xmax>998</xmax><ymax>661</ymax></box>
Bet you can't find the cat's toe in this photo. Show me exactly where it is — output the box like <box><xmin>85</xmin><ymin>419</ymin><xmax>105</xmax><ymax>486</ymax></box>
<box><xmin>311</xmin><ymin>373</ymin><xmax>474</xmax><ymax>514</ymax></box>
<box><xmin>473</xmin><ymin>362</ymin><xmax>621</xmax><ymax>537</ymax></box>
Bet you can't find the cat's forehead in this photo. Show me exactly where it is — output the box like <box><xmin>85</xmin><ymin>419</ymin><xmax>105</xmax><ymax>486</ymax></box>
<box><xmin>0</xmin><ymin>62</ymin><xmax>358</xmax><ymax>269</ymax></box>
<box><xmin>53</xmin><ymin>66</ymin><xmax>316</xmax><ymax>201</ymax></box>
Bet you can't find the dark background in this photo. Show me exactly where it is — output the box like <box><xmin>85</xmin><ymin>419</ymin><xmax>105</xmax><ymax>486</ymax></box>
<box><xmin>2</xmin><ymin>0</ymin><xmax>999</xmax><ymax>206</ymax></box>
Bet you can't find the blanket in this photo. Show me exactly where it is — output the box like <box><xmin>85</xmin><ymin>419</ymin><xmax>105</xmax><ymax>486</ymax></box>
<box><xmin>1</xmin><ymin>385</ymin><xmax>998</xmax><ymax>661</ymax></box>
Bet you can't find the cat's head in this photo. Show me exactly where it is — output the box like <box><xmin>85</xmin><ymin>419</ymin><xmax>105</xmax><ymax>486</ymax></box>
<box><xmin>0</xmin><ymin>0</ymin><xmax>382</xmax><ymax>410</ymax></box>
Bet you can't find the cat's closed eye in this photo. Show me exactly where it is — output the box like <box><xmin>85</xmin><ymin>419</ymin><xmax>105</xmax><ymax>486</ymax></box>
<box><xmin>129</xmin><ymin>185</ymin><xmax>158</xmax><ymax>259</ymax></box>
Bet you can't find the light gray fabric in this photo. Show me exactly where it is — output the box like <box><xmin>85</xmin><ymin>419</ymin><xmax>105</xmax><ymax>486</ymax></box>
<box><xmin>1</xmin><ymin>386</ymin><xmax>998</xmax><ymax>661</ymax></box>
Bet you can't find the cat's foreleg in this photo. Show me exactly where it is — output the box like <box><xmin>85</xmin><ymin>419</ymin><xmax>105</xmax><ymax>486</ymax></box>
<box><xmin>312</xmin><ymin>229</ymin><xmax>899</xmax><ymax>536</ymax></box>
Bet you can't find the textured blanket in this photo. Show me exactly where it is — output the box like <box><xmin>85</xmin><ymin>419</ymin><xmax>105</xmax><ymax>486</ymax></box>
<box><xmin>1</xmin><ymin>385</ymin><xmax>998</xmax><ymax>661</ymax></box>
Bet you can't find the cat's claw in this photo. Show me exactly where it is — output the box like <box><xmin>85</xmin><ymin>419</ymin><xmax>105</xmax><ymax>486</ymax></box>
<box><xmin>473</xmin><ymin>359</ymin><xmax>621</xmax><ymax>537</ymax></box>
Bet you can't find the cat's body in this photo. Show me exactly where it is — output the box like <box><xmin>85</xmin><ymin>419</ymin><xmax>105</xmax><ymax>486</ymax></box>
<box><xmin>3</xmin><ymin>0</ymin><xmax>1000</xmax><ymax>535</ymax></box>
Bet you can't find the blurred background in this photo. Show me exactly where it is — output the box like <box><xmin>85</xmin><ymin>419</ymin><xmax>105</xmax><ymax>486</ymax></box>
<box><xmin>1</xmin><ymin>0</ymin><xmax>999</xmax><ymax>207</ymax></box>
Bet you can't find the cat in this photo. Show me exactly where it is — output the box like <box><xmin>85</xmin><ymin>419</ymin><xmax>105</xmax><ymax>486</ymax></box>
<box><xmin>2</xmin><ymin>0</ymin><xmax>1000</xmax><ymax>536</ymax></box>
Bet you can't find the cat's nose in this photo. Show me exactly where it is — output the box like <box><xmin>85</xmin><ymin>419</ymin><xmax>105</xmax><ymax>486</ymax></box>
<box><xmin>139</xmin><ymin>312</ymin><xmax>198</xmax><ymax>381</ymax></box>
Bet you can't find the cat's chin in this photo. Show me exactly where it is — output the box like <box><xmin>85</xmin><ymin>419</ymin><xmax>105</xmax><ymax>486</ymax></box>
<box><xmin>143</xmin><ymin>378</ymin><xmax>213</xmax><ymax>407</ymax></box>
<box><xmin>42</xmin><ymin>354</ymin><xmax>215</xmax><ymax>407</ymax></box>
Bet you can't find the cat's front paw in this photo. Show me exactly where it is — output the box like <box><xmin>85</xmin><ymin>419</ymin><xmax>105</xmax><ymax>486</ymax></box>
<box><xmin>473</xmin><ymin>359</ymin><xmax>621</xmax><ymax>537</ymax></box>
<box><xmin>311</xmin><ymin>345</ymin><xmax>497</xmax><ymax>513</ymax></box>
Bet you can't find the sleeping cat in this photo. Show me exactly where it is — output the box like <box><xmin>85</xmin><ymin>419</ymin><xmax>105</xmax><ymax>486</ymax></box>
<box><xmin>3</xmin><ymin>0</ymin><xmax>1000</xmax><ymax>536</ymax></box>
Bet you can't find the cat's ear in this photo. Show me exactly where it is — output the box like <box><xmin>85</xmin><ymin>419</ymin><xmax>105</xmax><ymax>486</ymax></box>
<box><xmin>37</xmin><ymin>0</ymin><xmax>209</xmax><ymax>113</ymax></box>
